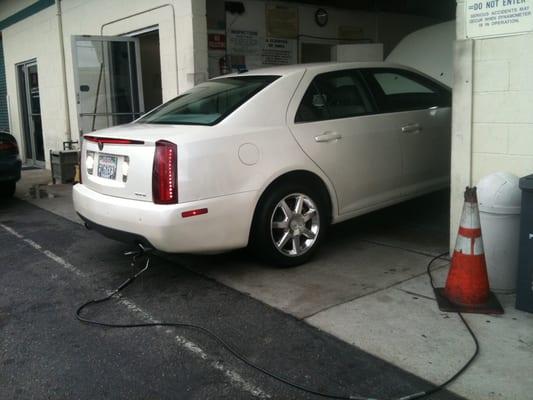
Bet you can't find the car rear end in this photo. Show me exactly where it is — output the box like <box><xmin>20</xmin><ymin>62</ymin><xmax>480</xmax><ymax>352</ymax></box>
<box><xmin>0</xmin><ymin>132</ymin><xmax>22</xmax><ymax>196</ymax></box>
<box><xmin>73</xmin><ymin>125</ymin><xmax>257</xmax><ymax>254</ymax></box>
<box><xmin>73</xmin><ymin>72</ymin><xmax>299</xmax><ymax>254</ymax></box>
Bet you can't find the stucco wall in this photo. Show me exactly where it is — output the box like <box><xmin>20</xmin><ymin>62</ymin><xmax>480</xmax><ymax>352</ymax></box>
<box><xmin>3</xmin><ymin>5</ymin><xmax>63</xmax><ymax>164</ymax></box>
<box><xmin>451</xmin><ymin>0</ymin><xmax>533</xmax><ymax>247</ymax></box>
<box><xmin>1</xmin><ymin>0</ymin><xmax>207</xmax><ymax>167</ymax></box>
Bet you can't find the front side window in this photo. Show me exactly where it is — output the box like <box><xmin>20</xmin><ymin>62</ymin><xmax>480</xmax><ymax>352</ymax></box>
<box><xmin>363</xmin><ymin>69</ymin><xmax>451</xmax><ymax>113</ymax></box>
<box><xmin>295</xmin><ymin>70</ymin><xmax>374</xmax><ymax>123</ymax></box>
<box><xmin>139</xmin><ymin>75</ymin><xmax>279</xmax><ymax>126</ymax></box>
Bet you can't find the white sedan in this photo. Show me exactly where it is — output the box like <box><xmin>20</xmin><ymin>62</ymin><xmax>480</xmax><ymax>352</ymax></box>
<box><xmin>73</xmin><ymin>62</ymin><xmax>451</xmax><ymax>266</ymax></box>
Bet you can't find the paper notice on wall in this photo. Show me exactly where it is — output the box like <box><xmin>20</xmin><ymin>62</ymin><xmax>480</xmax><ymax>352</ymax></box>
<box><xmin>466</xmin><ymin>0</ymin><xmax>533</xmax><ymax>38</ymax></box>
<box><xmin>262</xmin><ymin>38</ymin><xmax>297</xmax><ymax>65</ymax></box>
<box><xmin>266</xmin><ymin>4</ymin><xmax>298</xmax><ymax>39</ymax></box>
<box><xmin>227</xmin><ymin>30</ymin><xmax>262</xmax><ymax>55</ymax></box>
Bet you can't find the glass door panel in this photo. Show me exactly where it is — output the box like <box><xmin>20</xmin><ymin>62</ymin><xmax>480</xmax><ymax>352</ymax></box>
<box><xmin>73</xmin><ymin>36</ymin><xmax>144</xmax><ymax>135</ymax></box>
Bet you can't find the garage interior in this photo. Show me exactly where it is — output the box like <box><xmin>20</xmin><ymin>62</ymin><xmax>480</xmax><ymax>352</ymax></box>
<box><xmin>206</xmin><ymin>0</ymin><xmax>456</xmax><ymax>77</ymax></box>
<box><xmin>199</xmin><ymin>0</ymin><xmax>457</xmax><ymax>314</ymax></box>
<box><xmin>135</xmin><ymin>29</ymin><xmax>163</xmax><ymax>112</ymax></box>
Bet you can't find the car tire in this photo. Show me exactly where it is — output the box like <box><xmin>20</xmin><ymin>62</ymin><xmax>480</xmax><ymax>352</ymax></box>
<box><xmin>250</xmin><ymin>181</ymin><xmax>328</xmax><ymax>267</ymax></box>
<box><xmin>0</xmin><ymin>181</ymin><xmax>16</xmax><ymax>198</ymax></box>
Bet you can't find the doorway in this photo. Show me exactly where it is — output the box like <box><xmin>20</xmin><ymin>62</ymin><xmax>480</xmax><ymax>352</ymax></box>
<box><xmin>18</xmin><ymin>60</ymin><xmax>45</xmax><ymax>167</ymax></box>
<box><xmin>73</xmin><ymin>36</ymin><xmax>144</xmax><ymax>135</ymax></box>
<box><xmin>300</xmin><ymin>43</ymin><xmax>333</xmax><ymax>63</ymax></box>
<box><xmin>135</xmin><ymin>30</ymin><xmax>162</xmax><ymax>113</ymax></box>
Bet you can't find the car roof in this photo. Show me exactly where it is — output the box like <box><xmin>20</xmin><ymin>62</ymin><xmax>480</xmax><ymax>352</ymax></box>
<box><xmin>220</xmin><ymin>61</ymin><xmax>415</xmax><ymax>78</ymax></box>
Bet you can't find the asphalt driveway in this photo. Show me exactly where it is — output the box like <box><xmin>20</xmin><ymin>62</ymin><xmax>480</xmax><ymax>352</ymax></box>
<box><xmin>0</xmin><ymin>198</ymin><xmax>462</xmax><ymax>400</ymax></box>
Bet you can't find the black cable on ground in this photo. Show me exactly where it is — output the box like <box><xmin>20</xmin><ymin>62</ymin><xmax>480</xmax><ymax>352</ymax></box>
<box><xmin>76</xmin><ymin>250</ymin><xmax>479</xmax><ymax>400</ymax></box>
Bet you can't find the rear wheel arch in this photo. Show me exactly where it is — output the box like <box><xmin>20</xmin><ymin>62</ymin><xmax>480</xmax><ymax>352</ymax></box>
<box><xmin>248</xmin><ymin>170</ymin><xmax>335</xmax><ymax>266</ymax></box>
<box><xmin>249</xmin><ymin>170</ymin><xmax>335</xmax><ymax>238</ymax></box>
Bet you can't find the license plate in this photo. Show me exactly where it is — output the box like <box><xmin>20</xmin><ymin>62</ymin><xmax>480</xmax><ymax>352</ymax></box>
<box><xmin>97</xmin><ymin>154</ymin><xmax>118</xmax><ymax>180</ymax></box>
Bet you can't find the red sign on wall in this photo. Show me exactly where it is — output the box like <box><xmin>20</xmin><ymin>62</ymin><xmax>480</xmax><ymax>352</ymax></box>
<box><xmin>208</xmin><ymin>33</ymin><xmax>226</xmax><ymax>50</ymax></box>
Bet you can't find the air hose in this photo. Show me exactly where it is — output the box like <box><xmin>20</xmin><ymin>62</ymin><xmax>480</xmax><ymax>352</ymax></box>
<box><xmin>76</xmin><ymin>249</ymin><xmax>478</xmax><ymax>400</ymax></box>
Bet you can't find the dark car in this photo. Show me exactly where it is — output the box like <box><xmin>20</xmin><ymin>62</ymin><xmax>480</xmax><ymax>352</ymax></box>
<box><xmin>0</xmin><ymin>131</ymin><xmax>21</xmax><ymax>197</ymax></box>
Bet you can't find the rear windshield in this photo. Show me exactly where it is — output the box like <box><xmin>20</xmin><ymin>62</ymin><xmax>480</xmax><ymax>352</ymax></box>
<box><xmin>138</xmin><ymin>75</ymin><xmax>279</xmax><ymax>126</ymax></box>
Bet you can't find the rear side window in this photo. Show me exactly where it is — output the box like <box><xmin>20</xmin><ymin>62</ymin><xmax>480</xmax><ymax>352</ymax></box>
<box><xmin>139</xmin><ymin>75</ymin><xmax>279</xmax><ymax>126</ymax></box>
<box><xmin>295</xmin><ymin>70</ymin><xmax>374</xmax><ymax>123</ymax></box>
<box><xmin>363</xmin><ymin>69</ymin><xmax>451</xmax><ymax>113</ymax></box>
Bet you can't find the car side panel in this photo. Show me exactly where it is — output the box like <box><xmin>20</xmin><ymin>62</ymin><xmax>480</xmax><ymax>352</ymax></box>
<box><xmin>176</xmin><ymin>69</ymin><xmax>339</xmax><ymax>218</ymax></box>
<box><xmin>177</xmin><ymin>125</ymin><xmax>338</xmax><ymax>214</ymax></box>
<box><xmin>285</xmin><ymin>66</ymin><xmax>405</xmax><ymax>216</ymax></box>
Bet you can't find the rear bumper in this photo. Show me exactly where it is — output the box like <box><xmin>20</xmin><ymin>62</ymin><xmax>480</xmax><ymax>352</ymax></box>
<box><xmin>0</xmin><ymin>158</ymin><xmax>21</xmax><ymax>183</ymax></box>
<box><xmin>73</xmin><ymin>183</ymin><xmax>257</xmax><ymax>253</ymax></box>
<box><xmin>79</xmin><ymin>213</ymin><xmax>155</xmax><ymax>249</ymax></box>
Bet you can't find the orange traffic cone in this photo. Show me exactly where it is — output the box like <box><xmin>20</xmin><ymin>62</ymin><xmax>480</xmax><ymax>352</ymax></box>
<box><xmin>434</xmin><ymin>187</ymin><xmax>504</xmax><ymax>314</ymax></box>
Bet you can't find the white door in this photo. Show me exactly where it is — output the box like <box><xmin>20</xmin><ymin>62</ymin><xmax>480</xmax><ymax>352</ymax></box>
<box><xmin>288</xmin><ymin>68</ymin><xmax>404</xmax><ymax>216</ymax></box>
<box><xmin>361</xmin><ymin>68</ymin><xmax>452</xmax><ymax>193</ymax></box>
<box><xmin>72</xmin><ymin>36</ymin><xmax>144</xmax><ymax>135</ymax></box>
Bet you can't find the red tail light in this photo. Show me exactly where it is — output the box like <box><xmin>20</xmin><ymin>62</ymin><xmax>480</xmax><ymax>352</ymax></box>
<box><xmin>0</xmin><ymin>140</ymin><xmax>19</xmax><ymax>155</ymax></box>
<box><xmin>152</xmin><ymin>140</ymin><xmax>177</xmax><ymax>204</ymax></box>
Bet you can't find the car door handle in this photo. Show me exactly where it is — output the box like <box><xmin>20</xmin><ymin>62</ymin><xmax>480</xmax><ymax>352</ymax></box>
<box><xmin>315</xmin><ymin>131</ymin><xmax>342</xmax><ymax>143</ymax></box>
<box><xmin>401</xmin><ymin>123</ymin><xmax>422</xmax><ymax>133</ymax></box>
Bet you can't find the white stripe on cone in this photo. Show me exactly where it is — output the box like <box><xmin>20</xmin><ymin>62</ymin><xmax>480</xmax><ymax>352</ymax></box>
<box><xmin>458</xmin><ymin>202</ymin><xmax>482</xmax><ymax>229</ymax></box>
<box><xmin>455</xmin><ymin>235</ymin><xmax>484</xmax><ymax>256</ymax></box>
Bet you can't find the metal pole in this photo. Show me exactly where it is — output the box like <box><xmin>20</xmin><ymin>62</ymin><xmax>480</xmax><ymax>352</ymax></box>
<box><xmin>56</xmin><ymin>0</ymin><xmax>72</xmax><ymax>141</ymax></box>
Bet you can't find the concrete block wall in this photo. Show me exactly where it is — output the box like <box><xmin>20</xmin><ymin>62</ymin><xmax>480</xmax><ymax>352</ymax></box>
<box><xmin>472</xmin><ymin>33</ymin><xmax>533</xmax><ymax>181</ymax></box>
<box><xmin>451</xmin><ymin>0</ymin><xmax>533</xmax><ymax>247</ymax></box>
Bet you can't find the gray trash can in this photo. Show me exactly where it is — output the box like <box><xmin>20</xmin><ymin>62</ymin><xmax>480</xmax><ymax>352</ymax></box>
<box><xmin>477</xmin><ymin>172</ymin><xmax>521</xmax><ymax>293</ymax></box>
<box><xmin>516</xmin><ymin>174</ymin><xmax>533</xmax><ymax>313</ymax></box>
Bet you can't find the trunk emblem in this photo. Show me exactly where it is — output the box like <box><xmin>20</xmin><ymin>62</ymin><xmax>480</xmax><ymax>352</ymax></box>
<box><xmin>98</xmin><ymin>142</ymin><xmax>104</xmax><ymax>150</ymax></box>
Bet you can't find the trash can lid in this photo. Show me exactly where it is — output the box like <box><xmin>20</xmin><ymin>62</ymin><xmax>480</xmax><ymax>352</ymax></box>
<box><xmin>519</xmin><ymin>174</ymin><xmax>533</xmax><ymax>191</ymax></box>
<box><xmin>477</xmin><ymin>172</ymin><xmax>521</xmax><ymax>214</ymax></box>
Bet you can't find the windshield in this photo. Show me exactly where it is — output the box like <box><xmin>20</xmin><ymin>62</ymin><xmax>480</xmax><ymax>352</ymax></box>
<box><xmin>138</xmin><ymin>75</ymin><xmax>279</xmax><ymax>126</ymax></box>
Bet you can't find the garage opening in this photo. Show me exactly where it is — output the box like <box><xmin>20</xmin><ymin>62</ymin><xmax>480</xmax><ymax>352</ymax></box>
<box><xmin>72</xmin><ymin>28</ymin><xmax>162</xmax><ymax>135</ymax></box>
<box><xmin>134</xmin><ymin>29</ymin><xmax>162</xmax><ymax>112</ymax></box>
<box><xmin>201</xmin><ymin>0</ymin><xmax>457</xmax><ymax>306</ymax></box>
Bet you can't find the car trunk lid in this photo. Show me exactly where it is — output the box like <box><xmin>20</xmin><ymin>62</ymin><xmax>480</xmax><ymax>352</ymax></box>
<box><xmin>80</xmin><ymin>123</ymin><xmax>203</xmax><ymax>202</ymax></box>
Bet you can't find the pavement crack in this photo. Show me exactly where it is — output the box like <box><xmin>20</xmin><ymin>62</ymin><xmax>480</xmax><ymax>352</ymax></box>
<box><xmin>397</xmin><ymin>289</ymin><xmax>436</xmax><ymax>301</ymax></box>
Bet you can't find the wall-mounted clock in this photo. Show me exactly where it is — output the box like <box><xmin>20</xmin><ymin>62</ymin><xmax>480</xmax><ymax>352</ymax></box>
<box><xmin>315</xmin><ymin>8</ymin><xmax>328</xmax><ymax>27</ymax></box>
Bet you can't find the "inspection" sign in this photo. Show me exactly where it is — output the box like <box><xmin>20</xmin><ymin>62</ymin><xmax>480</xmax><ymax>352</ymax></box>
<box><xmin>466</xmin><ymin>0</ymin><xmax>533</xmax><ymax>38</ymax></box>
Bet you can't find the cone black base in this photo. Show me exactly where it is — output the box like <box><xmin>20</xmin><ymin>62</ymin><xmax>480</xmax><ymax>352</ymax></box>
<box><xmin>434</xmin><ymin>288</ymin><xmax>504</xmax><ymax>314</ymax></box>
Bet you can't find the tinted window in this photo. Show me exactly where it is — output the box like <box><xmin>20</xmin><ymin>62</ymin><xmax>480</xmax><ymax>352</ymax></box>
<box><xmin>374</xmin><ymin>72</ymin><xmax>434</xmax><ymax>95</ymax></box>
<box><xmin>295</xmin><ymin>70</ymin><xmax>374</xmax><ymax>123</ymax></box>
<box><xmin>139</xmin><ymin>75</ymin><xmax>279</xmax><ymax>126</ymax></box>
<box><xmin>363</xmin><ymin>69</ymin><xmax>451</xmax><ymax>113</ymax></box>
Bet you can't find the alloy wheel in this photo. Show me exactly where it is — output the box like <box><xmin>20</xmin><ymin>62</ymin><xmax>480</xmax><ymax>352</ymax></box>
<box><xmin>270</xmin><ymin>193</ymin><xmax>320</xmax><ymax>257</ymax></box>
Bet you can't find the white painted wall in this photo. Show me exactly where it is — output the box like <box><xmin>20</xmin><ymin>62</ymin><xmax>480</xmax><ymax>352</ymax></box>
<box><xmin>451</xmin><ymin>0</ymin><xmax>533</xmax><ymax>247</ymax></box>
<box><xmin>3</xmin><ymin>5</ymin><xmax>63</xmax><ymax>166</ymax></box>
<box><xmin>1</xmin><ymin>0</ymin><xmax>208</xmax><ymax>168</ymax></box>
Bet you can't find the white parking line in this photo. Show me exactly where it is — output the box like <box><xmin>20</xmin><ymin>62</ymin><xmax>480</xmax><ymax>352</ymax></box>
<box><xmin>1</xmin><ymin>223</ymin><xmax>87</xmax><ymax>279</ymax></box>
<box><xmin>1</xmin><ymin>222</ymin><xmax>271</xmax><ymax>399</ymax></box>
